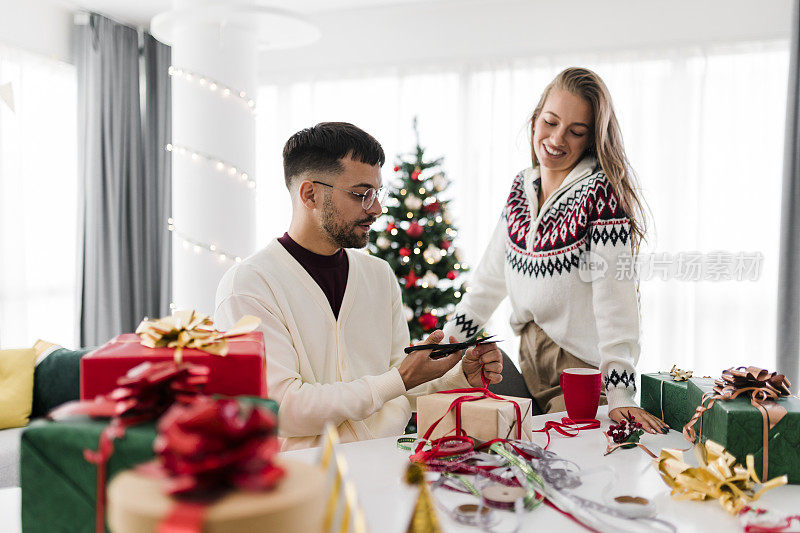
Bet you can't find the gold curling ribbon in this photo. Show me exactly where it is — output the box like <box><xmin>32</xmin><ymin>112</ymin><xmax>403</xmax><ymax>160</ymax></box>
<box><xmin>319</xmin><ymin>423</ymin><xmax>368</xmax><ymax>533</ymax></box>
<box><xmin>655</xmin><ymin>440</ymin><xmax>787</xmax><ymax>515</ymax></box>
<box><xmin>135</xmin><ymin>310</ymin><xmax>260</xmax><ymax>363</ymax></box>
<box><xmin>405</xmin><ymin>463</ymin><xmax>442</xmax><ymax>533</ymax></box>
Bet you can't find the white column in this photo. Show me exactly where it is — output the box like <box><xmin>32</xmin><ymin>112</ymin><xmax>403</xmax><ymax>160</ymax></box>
<box><xmin>151</xmin><ymin>2</ymin><xmax>318</xmax><ymax>314</ymax></box>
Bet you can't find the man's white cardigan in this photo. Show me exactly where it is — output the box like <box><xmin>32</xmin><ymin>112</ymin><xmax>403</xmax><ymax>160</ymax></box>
<box><xmin>215</xmin><ymin>240</ymin><xmax>469</xmax><ymax>450</ymax></box>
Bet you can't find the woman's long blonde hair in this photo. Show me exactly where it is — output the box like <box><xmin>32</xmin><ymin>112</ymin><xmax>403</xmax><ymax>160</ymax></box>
<box><xmin>530</xmin><ymin>67</ymin><xmax>647</xmax><ymax>257</ymax></box>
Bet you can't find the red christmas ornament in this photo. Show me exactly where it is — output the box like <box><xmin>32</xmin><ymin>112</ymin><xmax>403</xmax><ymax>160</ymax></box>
<box><xmin>406</xmin><ymin>222</ymin><xmax>424</xmax><ymax>238</ymax></box>
<box><xmin>405</xmin><ymin>270</ymin><xmax>420</xmax><ymax>288</ymax></box>
<box><xmin>386</xmin><ymin>223</ymin><xmax>396</xmax><ymax>232</ymax></box>
<box><xmin>440</xmin><ymin>240</ymin><xmax>451</xmax><ymax>250</ymax></box>
<box><xmin>446</xmin><ymin>270</ymin><xmax>457</xmax><ymax>280</ymax></box>
<box><xmin>411</xmin><ymin>169</ymin><xmax>421</xmax><ymax>181</ymax></box>
<box><xmin>394</xmin><ymin>165</ymin><xmax>401</xmax><ymax>172</ymax></box>
<box><xmin>423</xmin><ymin>202</ymin><xmax>441</xmax><ymax>214</ymax></box>
<box><xmin>399</xmin><ymin>247</ymin><xmax>411</xmax><ymax>257</ymax></box>
<box><xmin>417</xmin><ymin>312</ymin><xmax>438</xmax><ymax>331</ymax></box>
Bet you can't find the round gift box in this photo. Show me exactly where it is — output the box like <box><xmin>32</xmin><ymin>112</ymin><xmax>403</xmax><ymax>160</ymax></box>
<box><xmin>107</xmin><ymin>459</ymin><xmax>325</xmax><ymax>533</ymax></box>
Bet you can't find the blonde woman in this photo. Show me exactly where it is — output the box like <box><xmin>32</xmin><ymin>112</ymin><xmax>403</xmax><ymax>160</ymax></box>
<box><xmin>443</xmin><ymin>67</ymin><xmax>667</xmax><ymax>433</ymax></box>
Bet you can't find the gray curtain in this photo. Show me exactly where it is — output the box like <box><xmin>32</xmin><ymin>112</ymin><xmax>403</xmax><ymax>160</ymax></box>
<box><xmin>778</xmin><ymin>0</ymin><xmax>800</xmax><ymax>386</ymax></box>
<box><xmin>142</xmin><ymin>33</ymin><xmax>173</xmax><ymax>319</ymax></box>
<box><xmin>76</xmin><ymin>14</ymin><xmax>171</xmax><ymax>346</ymax></box>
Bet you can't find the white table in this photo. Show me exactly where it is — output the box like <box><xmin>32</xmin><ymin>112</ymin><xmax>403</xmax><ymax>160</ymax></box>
<box><xmin>282</xmin><ymin>406</ymin><xmax>800</xmax><ymax>532</ymax></box>
<box><xmin>1</xmin><ymin>407</ymin><xmax>796</xmax><ymax>532</ymax></box>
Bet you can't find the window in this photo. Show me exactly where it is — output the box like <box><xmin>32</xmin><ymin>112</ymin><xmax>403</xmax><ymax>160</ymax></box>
<box><xmin>255</xmin><ymin>41</ymin><xmax>788</xmax><ymax>374</ymax></box>
<box><xmin>0</xmin><ymin>45</ymin><xmax>78</xmax><ymax>348</ymax></box>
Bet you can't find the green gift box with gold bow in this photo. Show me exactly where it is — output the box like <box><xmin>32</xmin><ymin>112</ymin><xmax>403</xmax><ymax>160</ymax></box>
<box><xmin>686</xmin><ymin>376</ymin><xmax>800</xmax><ymax>484</ymax></box>
<box><xmin>641</xmin><ymin>370</ymin><xmax>692</xmax><ymax>430</ymax></box>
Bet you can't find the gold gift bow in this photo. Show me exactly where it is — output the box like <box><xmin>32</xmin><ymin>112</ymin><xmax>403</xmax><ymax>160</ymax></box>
<box><xmin>135</xmin><ymin>310</ymin><xmax>261</xmax><ymax>363</ymax></box>
<box><xmin>682</xmin><ymin>366</ymin><xmax>791</xmax><ymax>481</ymax></box>
<box><xmin>655</xmin><ymin>440</ymin><xmax>787</xmax><ymax>515</ymax></box>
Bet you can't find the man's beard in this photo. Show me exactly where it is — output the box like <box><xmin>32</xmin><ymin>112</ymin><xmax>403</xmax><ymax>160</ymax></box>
<box><xmin>321</xmin><ymin>194</ymin><xmax>375</xmax><ymax>249</ymax></box>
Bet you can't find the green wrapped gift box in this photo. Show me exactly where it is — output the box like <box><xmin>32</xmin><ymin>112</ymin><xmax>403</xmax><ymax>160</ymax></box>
<box><xmin>21</xmin><ymin>419</ymin><xmax>157</xmax><ymax>533</ymax></box>
<box><xmin>686</xmin><ymin>378</ymin><xmax>800</xmax><ymax>484</ymax></box>
<box><xmin>20</xmin><ymin>397</ymin><xmax>279</xmax><ymax>532</ymax></box>
<box><xmin>641</xmin><ymin>372</ymin><xmax>691</xmax><ymax>430</ymax></box>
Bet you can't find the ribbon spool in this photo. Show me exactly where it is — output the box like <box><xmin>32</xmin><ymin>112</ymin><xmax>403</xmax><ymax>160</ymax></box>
<box><xmin>481</xmin><ymin>483</ymin><xmax>527</xmax><ymax>510</ymax></box>
<box><xmin>453</xmin><ymin>504</ymin><xmax>493</xmax><ymax>527</ymax></box>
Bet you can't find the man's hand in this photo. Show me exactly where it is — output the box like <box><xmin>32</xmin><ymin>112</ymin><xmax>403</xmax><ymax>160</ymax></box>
<box><xmin>609</xmin><ymin>406</ymin><xmax>669</xmax><ymax>434</ymax></box>
<box><xmin>398</xmin><ymin>331</ymin><xmax>464</xmax><ymax>391</ymax></box>
<box><xmin>459</xmin><ymin>337</ymin><xmax>503</xmax><ymax>387</ymax></box>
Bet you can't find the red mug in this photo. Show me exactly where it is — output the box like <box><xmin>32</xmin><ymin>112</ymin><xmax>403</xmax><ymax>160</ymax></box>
<box><xmin>559</xmin><ymin>368</ymin><xmax>601</xmax><ymax>419</ymax></box>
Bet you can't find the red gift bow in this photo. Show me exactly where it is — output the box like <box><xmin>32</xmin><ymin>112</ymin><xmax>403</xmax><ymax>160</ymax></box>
<box><xmin>154</xmin><ymin>396</ymin><xmax>284</xmax><ymax>495</ymax></box>
<box><xmin>49</xmin><ymin>361</ymin><xmax>209</xmax><ymax>533</ymax></box>
<box><xmin>145</xmin><ymin>397</ymin><xmax>285</xmax><ymax>533</ymax></box>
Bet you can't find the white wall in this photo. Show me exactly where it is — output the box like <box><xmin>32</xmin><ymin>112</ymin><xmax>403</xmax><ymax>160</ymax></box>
<box><xmin>0</xmin><ymin>0</ymin><xmax>73</xmax><ymax>63</ymax></box>
<box><xmin>259</xmin><ymin>0</ymin><xmax>793</xmax><ymax>82</ymax></box>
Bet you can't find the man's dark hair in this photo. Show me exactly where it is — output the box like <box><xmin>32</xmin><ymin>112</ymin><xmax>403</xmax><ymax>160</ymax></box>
<box><xmin>282</xmin><ymin>122</ymin><xmax>385</xmax><ymax>189</ymax></box>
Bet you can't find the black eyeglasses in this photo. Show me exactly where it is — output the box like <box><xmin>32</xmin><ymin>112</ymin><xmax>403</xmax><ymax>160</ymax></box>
<box><xmin>312</xmin><ymin>181</ymin><xmax>386</xmax><ymax>210</ymax></box>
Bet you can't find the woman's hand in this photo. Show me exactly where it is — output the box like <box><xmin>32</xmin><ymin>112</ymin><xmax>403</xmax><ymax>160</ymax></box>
<box><xmin>608</xmin><ymin>406</ymin><xmax>669</xmax><ymax>434</ymax></box>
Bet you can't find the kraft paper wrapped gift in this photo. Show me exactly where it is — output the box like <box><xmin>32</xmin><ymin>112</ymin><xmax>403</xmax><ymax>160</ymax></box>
<box><xmin>107</xmin><ymin>459</ymin><xmax>325</xmax><ymax>533</ymax></box>
<box><xmin>686</xmin><ymin>377</ymin><xmax>800</xmax><ymax>484</ymax></box>
<box><xmin>416</xmin><ymin>392</ymin><xmax>534</xmax><ymax>442</ymax></box>
<box><xmin>641</xmin><ymin>372</ymin><xmax>691</xmax><ymax>430</ymax></box>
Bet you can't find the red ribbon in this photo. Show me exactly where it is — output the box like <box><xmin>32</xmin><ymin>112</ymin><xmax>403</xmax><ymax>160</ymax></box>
<box><xmin>532</xmin><ymin>417</ymin><xmax>600</xmax><ymax>450</ymax></box>
<box><xmin>413</xmin><ymin>369</ymin><xmax>523</xmax><ymax>460</ymax></box>
<box><xmin>50</xmin><ymin>361</ymin><xmax>209</xmax><ymax>533</ymax></box>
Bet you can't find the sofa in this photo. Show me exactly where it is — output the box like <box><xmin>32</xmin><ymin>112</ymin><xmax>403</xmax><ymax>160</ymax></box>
<box><xmin>0</xmin><ymin>346</ymin><xmax>92</xmax><ymax>488</ymax></box>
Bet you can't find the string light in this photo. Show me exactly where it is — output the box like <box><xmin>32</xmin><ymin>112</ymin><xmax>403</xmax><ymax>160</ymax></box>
<box><xmin>168</xmin><ymin>222</ymin><xmax>242</xmax><ymax>264</ymax></box>
<box><xmin>166</xmin><ymin>143</ymin><xmax>256</xmax><ymax>190</ymax></box>
<box><xmin>168</xmin><ymin>66</ymin><xmax>256</xmax><ymax>114</ymax></box>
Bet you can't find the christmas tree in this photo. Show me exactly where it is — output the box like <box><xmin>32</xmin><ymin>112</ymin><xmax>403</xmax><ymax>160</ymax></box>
<box><xmin>368</xmin><ymin>119</ymin><xmax>469</xmax><ymax>342</ymax></box>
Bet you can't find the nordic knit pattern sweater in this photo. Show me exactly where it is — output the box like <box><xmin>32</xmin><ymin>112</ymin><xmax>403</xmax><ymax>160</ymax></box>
<box><xmin>442</xmin><ymin>156</ymin><xmax>640</xmax><ymax>411</ymax></box>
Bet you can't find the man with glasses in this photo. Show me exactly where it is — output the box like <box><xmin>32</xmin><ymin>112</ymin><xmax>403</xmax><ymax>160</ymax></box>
<box><xmin>215</xmin><ymin>122</ymin><xmax>503</xmax><ymax>450</ymax></box>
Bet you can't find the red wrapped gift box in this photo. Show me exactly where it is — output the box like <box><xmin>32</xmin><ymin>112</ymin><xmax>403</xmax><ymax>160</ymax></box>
<box><xmin>80</xmin><ymin>332</ymin><xmax>266</xmax><ymax>400</ymax></box>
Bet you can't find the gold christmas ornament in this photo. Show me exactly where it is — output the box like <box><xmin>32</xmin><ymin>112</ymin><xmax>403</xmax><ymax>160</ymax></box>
<box><xmin>404</xmin><ymin>463</ymin><xmax>442</xmax><ymax>533</ymax></box>
<box><xmin>405</xmin><ymin>195</ymin><xmax>423</xmax><ymax>210</ymax></box>
<box><xmin>422</xmin><ymin>245</ymin><xmax>442</xmax><ymax>264</ymax></box>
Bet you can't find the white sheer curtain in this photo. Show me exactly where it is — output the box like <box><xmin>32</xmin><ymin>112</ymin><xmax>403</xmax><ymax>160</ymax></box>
<box><xmin>255</xmin><ymin>41</ymin><xmax>789</xmax><ymax>376</ymax></box>
<box><xmin>0</xmin><ymin>45</ymin><xmax>78</xmax><ymax>349</ymax></box>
